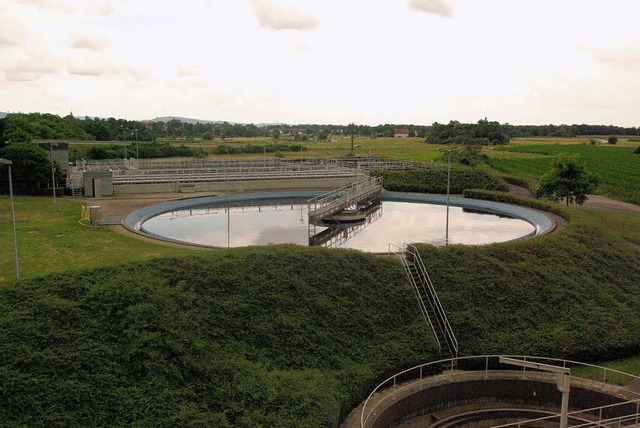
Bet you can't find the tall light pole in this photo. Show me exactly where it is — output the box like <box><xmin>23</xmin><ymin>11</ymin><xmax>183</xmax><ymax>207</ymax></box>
<box><xmin>438</xmin><ymin>147</ymin><xmax>461</xmax><ymax>247</ymax></box>
<box><xmin>49</xmin><ymin>142</ymin><xmax>58</xmax><ymax>212</ymax></box>
<box><xmin>0</xmin><ymin>159</ymin><xmax>19</xmax><ymax>279</ymax></box>
<box><xmin>445</xmin><ymin>150</ymin><xmax>451</xmax><ymax>247</ymax></box>
<box><xmin>134</xmin><ymin>129</ymin><xmax>139</xmax><ymax>159</ymax></box>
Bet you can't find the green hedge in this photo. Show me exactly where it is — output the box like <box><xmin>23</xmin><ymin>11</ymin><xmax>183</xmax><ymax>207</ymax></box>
<box><xmin>214</xmin><ymin>143</ymin><xmax>306</xmax><ymax>155</ymax></box>
<box><xmin>372</xmin><ymin>168</ymin><xmax>509</xmax><ymax>194</ymax></box>
<box><xmin>498</xmin><ymin>174</ymin><xmax>536</xmax><ymax>191</ymax></box>
<box><xmin>415</xmin><ymin>209</ymin><xmax>640</xmax><ymax>361</ymax></box>
<box><xmin>0</xmin><ymin>246</ymin><xmax>435</xmax><ymax>427</ymax></box>
<box><xmin>462</xmin><ymin>189</ymin><xmax>570</xmax><ymax>220</ymax></box>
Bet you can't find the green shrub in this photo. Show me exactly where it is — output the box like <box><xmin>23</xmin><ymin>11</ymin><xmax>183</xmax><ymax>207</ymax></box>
<box><xmin>214</xmin><ymin>143</ymin><xmax>306</xmax><ymax>155</ymax></box>
<box><xmin>0</xmin><ymin>246</ymin><xmax>435</xmax><ymax>426</ymax></box>
<box><xmin>372</xmin><ymin>168</ymin><xmax>509</xmax><ymax>194</ymax></box>
<box><xmin>86</xmin><ymin>142</ymin><xmax>206</xmax><ymax>160</ymax></box>
<box><xmin>462</xmin><ymin>189</ymin><xmax>570</xmax><ymax>219</ymax></box>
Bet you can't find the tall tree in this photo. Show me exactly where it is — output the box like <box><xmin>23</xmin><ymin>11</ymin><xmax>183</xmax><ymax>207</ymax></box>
<box><xmin>538</xmin><ymin>153</ymin><xmax>599</xmax><ymax>206</ymax></box>
<box><xmin>0</xmin><ymin>143</ymin><xmax>61</xmax><ymax>194</ymax></box>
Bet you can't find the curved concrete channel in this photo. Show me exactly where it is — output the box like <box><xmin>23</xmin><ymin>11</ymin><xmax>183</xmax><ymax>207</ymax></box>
<box><xmin>124</xmin><ymin>191</ymin><xmax>557</xmax><ymax>249</ymax></box>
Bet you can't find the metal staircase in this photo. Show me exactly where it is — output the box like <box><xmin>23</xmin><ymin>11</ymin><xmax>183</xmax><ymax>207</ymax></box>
<box><xmin>396</xmin><ymin>244</ymin><xmax>458</xmax><ymax>359</ymax></box>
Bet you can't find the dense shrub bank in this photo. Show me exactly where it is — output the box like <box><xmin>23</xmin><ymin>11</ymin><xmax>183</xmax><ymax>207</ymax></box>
<box><xmin>1</xmin><ymin>196</ymin><xmax>640</xmax><ymax>426</ymax></box>
<box><xmin>372</xmin><ymin>168</ymin><xmax>509</xmax><ymax>193</ymax></box>
<box><xmin>497</xmin><ymin>174</ymin><xmax>535</xmax><ymax>191</ymax></box>
<box><xmin>0</xmin><ymin>246</ymin><xmax>434</xmax><ymax>427</ymax></box>
<box><xmin>462</xmin><ymin>189</ymin><xmax>570</xmax><ymax>219</ymax></box>
<box><xmin>87</xmin><ymin>142</ymin><xmax>206</xmax><ymax>160</ymax></box>
<box><xmin>214</xmin><ymin>143</ymin><xmax>307</xmax><ymax>155</ymax></box>
<box><xmin>418</xmin><ymin>213</ymin><xmax>640</xmax><ymax>361</ymax></box>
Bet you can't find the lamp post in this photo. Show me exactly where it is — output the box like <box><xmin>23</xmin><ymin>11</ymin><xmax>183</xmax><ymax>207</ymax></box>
<box><xmin>134</xmin><ymin>129</ymin><xmax>139</xmax><ymax>159</ymax></box>
<box><xmin>0</xmin><ymin>159</ymin><xmax>19</xmax><ymax>279</ymax></box>
<box><xmin>438</xmin><ymin>147</ymin><xmax>461</xmax><ymax>247</ymax></box>
<box><xmin>49</xmin><ymin>142</ymin><xmax>58</xmax><ymax>212</ymax></box>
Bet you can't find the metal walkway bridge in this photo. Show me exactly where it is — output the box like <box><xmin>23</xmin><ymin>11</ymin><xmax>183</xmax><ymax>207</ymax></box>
<box><xmin>307</xmin><ymin>177</ymin><xmax>383</xmax><ymax>224</ymax></box>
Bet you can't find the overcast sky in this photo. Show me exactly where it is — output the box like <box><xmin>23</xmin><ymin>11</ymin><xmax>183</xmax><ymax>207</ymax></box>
<box><xmin>2</xmin><ymin>0</ymin><xmax>639</xmax><ymax>126</ymax></box>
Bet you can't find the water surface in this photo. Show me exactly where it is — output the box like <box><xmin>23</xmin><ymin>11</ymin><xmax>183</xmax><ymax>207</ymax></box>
<box><xmin>141</xmin><ymin>200</ymin><xmax>536</xmax><ymax>252</ymax></box>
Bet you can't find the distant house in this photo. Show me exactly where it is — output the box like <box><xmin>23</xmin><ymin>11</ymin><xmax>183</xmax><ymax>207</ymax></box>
<box><xmin>394</xmin><ymin>128</ymin><xmax>409</xmax><ymax>138</ymax></box>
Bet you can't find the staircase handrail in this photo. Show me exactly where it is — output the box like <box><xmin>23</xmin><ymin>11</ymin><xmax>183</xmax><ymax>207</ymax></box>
<box><xmin>388</xmin><ymin>244</ymin><xmax>442</xmax><ymax>354</ymax></box>
<box><xmin>406</xmin><ymin>244</ymin><xmax>459</xmax><ymax>358</ymax></box>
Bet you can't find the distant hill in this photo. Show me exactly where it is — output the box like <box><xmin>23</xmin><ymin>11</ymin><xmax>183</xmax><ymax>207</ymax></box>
<box><xmin>149</xmin><ymin>116</ymin><xmax>277</xmax><ymax>127</ymax></box>
<box><xmin>149</xmin><ymin>116</ymin><xmax>223</xmax><ymax>125</ymax></box>
<box><xmin>0</xmin><ymin>112</ymin><xmax>7</xmax><ymax>119</ymax></box>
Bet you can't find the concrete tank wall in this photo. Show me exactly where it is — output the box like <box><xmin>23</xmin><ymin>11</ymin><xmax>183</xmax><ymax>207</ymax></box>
<box><xmin>370</xmin><ymin>377</ymin><xmax>637</xmax><ymax>428</ymax></box>
<box><xmin>113</xmin><ymin>177</ymin><xmax>360</xmax><ymax>196</ymax></box>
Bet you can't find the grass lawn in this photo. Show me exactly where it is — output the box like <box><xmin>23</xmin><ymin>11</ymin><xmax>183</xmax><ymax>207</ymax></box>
<box><xmin>572</xmin><ymin>355</ymin><xmax>640</xmax><ymax>386</ymax></box>
<box><xmin>201</xmin><ymin>136</ymin><xmax>444</xmax><ymax>162</ymax></box>
<box><xmin>0</xmin><ymin>196</ymin><xmax>194</xmax><ymax>284</ymax></box>
<box><xmin>486</xmin><ymin>142</ymin><xmax>640</xmax><ymax>204</ymax></box>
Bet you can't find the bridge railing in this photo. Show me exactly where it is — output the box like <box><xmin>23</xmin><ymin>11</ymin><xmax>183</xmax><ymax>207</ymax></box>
<box><xmin>308</xmin><ymin>176</ymin><xmax>383</xmax><ymax>223</ymax></box>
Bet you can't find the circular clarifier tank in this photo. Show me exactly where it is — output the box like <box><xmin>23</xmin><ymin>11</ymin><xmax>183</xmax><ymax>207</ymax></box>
<box><xmin>124</xmin><ymin>191</ymin><xmax>555</xmax><ymax>252</ymax></box>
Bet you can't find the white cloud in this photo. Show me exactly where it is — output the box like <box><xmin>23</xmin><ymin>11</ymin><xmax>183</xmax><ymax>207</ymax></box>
<box><xmin>250</xmin><ymin>0</ymin><xmax>319</xmax><ymax>31</ymax></box>
<box><xmin>581</xmin><ymin>40</ymin><xmax>640</xmax><ymax>72</ymax></box>
<box><xmin>68</xmin><ymin>32</ymin><xmax>110</xmax><ymax>51</ymax></box>
<box><xmin>3</xmin><ymin>49</ymin><xmax>62</xmax><ymax>81</ymax></box>
<box><xmin>407</xmin><ymin>0</ymin><xmax>454</xmax><ymax>18</ymax></box>
<box><xmin>67</xmin><ymin>61</ymin><xmax>118</xmax><ymax>77</ymax></box>
<box><xmin>2</xmin><ymin>0</ymin><xmax>640</xmax><ymax>126</ymax></box>
<box><xmin>177</xmin><ymin>64</ymin><xmax>204</xmax><ymax>78</ymax></box>
<box><xmin>83</xmin><ymin>1</ymin><xmax>116</xmax><ymax>16</ymax></box>
<box><xmin>0</xmin><ymin>17</ymin><xmax>28</xmax><ymax>47</ymax></box>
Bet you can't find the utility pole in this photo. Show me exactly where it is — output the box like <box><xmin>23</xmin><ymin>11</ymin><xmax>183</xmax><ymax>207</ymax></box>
<box><xmin>349</xmin><ymin>123</ymin><xmax>355</xmax><ymax>155</ymax></box>
<box><xmin>0</xmin><ymin>159</ymin><xmax>19</xmax><ymax>279</ymax></box>
<box><xmin>134</xmin><ymin>129</ymin><xmax>139</xmax><ymax>159</ymax></box>
<box><xmin>50</xmin><ymin>143</ymin><xmax>58</xmax><ymax>212</ymax></box>
<box><xmin>438</xmin><ymin>146</ymin><xmax>462</xmax><ymax>247</ymax></box>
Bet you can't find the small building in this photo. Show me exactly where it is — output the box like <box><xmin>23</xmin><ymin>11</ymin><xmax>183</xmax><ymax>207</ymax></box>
<box><xmin>394</xmin><ymin>128</ymin><xmax>410</xmax><ymax>138</ymax></box>
<box><xmin>82</xmin><ymin>170</ymin><xmax>113</xmax><ymax>198</ymax></box>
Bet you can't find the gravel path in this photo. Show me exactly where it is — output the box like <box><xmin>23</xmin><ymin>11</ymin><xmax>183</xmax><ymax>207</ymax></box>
<box><xmin>508</xmin><ymin>184</ymin><xmax>640</xmax><ymax>216</ymax></box>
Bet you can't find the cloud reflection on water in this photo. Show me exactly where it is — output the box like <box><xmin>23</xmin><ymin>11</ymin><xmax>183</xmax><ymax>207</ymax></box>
<box><xmin>142</xmin><ymin>201</ymin><xmax>535</xmax><ymax>252</ymax></box>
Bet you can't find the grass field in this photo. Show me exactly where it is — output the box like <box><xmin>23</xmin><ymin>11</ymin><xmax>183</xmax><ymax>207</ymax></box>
<box><xmin>0</xmin><ymin>197</ymin><xmax>195</xmax><ymax>283</ymax></box>
<box><xmin>572</xmin><ymin>355</ymin><xmax>640</xmax><ymax>386</ymax></box>
<box><xmin>488</xmin><ymin>144</ymin><xmax>640</xmax><ymax>204</ymax></box>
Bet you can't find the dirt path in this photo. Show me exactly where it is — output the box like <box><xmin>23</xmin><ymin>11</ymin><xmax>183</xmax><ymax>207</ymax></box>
<box><xmin>508</xmin><ymin>184</ymin><xmax>640</xmax><ymax>216</ymax></box>
<box><xmin>77</xmin><ymin>192</ymin><xmax>216</xmax><ymax>217</ymax></box>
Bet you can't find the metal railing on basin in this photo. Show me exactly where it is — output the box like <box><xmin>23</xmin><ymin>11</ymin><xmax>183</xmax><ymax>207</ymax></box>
<box><xmin>360</xmin><ymin>355</ymin><xmax>640</xmax><ymax>428</ymax></box>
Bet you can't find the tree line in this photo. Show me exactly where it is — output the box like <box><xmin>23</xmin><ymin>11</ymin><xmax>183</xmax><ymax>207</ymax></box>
<box><xmin>1</xmin><ymin>112</ymin><xmax>638</xmax><ymax>145</ymax></box>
